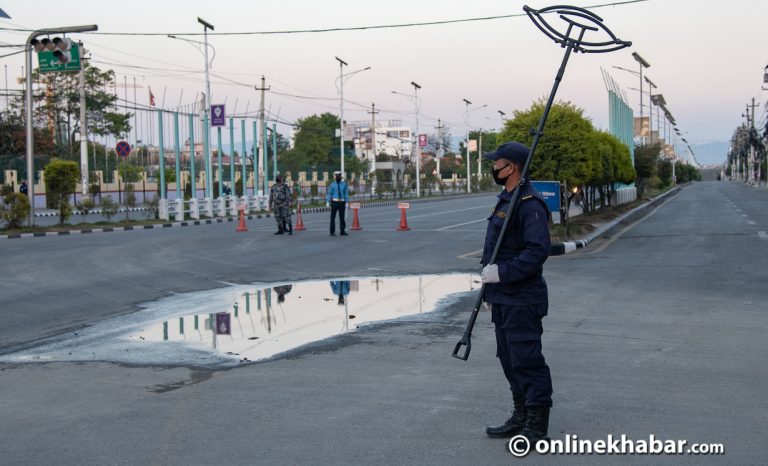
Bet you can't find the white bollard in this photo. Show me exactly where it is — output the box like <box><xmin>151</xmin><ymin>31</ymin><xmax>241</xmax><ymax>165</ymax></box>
<box><xmin>229</xmin><ymin>195</ymin><xmax>238</xmax><ymax>217</ymax></box>
<box><xmin>172</xmin><ymin>198</ymin><xmax>184</xmax><ymax>220</ymax></box>
<box><xmin>216</xmin><ymin>198</ymin><xmax>227</xmax><ymax>217</ymax></box>
<box><xmin>188</xmin><ymin>198</ymin><xmax>200</xmax><ymax>220</ymax></box>
<box><xmin>200</xmin><ymin>198</ymin><xmax>213</xmax><ymax>218</ymax></box>
<box><xmin>158</xmin><ymin>199</ymin><xmax>169</xmax><ymax>221</ymax></box>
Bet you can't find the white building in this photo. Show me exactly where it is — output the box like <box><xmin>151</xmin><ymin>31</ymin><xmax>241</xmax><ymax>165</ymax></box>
<box><xmin>350</xmin><ymin>120</ymin><xmax>413</xmax><ymax>164</ymax></box>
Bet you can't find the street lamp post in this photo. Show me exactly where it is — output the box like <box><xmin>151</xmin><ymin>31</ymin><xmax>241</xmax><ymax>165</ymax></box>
<box><xmin>335</xmin><ymin>57</ymin><xmax>370</xmax><ymax>177</ymax></box>
<box><xmin>631</xmin><ymin>52</ymin><xmax>650</xmax><ymax>120</ymax></box>
<box><xmin>497</xmin><ymin>110</ymin><xmax>506</xmax><ymax>128</ymax></box>
<box><xmin>198</xmin><ymin>17</ymin><xmax>214</xmax><ymax>204</ymax></box>
<box><xmin>25</xmin><ymin>24</ymin><xmax>98</xmax><ymax>226</ymax></box>
<box><xmin>462</xmin><ymin>99</ymin><xmax>487</xmax><ymax>193</ymax></box>
<box><xmin>392</xmin><ymin>83</ymin><xmax>423</xmax><ymax>197</ymax></box>
<box><xmin>411</xmin><ymin>81</ymin><xmax>421</xmax><ymax>198</ymax></box>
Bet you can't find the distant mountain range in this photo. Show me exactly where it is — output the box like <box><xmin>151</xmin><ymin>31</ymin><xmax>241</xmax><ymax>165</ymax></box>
<box><xmin>692</xmin><ymin>141</ymin><xmax>728</xmax><ymax>167</ymax></box>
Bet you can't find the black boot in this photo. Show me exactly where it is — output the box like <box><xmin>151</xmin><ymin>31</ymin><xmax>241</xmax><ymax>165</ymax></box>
<box><xmin>519</xmin><ymin>406</ymin><xmax>550</xmax><ymax>442</ymax></box>
<box><xmin>274</xmin><ymin>227</ymin><xmax>284</xmax><ymax>235</ymax></box>
<box><xmin>486</xmin><ymin>396</ymin><xmax>526</xmax><ymax>438</ymax></box>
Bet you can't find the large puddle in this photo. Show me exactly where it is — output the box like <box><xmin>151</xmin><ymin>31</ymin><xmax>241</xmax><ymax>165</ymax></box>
<box><xmin>1</xmin><ymin>273</ymin><xmax>479</xmax><ymax>367</ymax></box>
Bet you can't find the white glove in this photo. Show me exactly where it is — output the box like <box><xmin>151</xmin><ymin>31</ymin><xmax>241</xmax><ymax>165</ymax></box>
<box><xmin>326</xmin><ymin>202</ymin><xmax>330</xmax><ymax>208</ymax></box>
<box><xmin>481</xmin><ymin>264</ymin><xmax>500</xmax><ymax>284</ymax></box>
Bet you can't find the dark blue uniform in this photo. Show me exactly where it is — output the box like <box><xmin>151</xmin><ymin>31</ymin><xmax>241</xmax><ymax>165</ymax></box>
<box><xmin>482</xmin><ymin>182</ymin><xmax>553</xmax><ymax>408</ymax></box>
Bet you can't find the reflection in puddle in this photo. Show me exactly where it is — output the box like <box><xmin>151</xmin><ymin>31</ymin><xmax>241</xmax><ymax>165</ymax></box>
<box><xmin>1</xmin><ymin>274</ymin><xmax>479</xmax><ymax>367</ymax></box>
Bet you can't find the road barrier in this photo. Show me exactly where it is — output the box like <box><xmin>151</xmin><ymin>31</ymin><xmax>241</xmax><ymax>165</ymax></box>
<box><xmin>397</xmin><ymin>202</ymin><xmax>410</xmax><ymax>231</ymax></box>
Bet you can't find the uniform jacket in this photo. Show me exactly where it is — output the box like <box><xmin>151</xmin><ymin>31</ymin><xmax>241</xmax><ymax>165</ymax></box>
<box><xmin>269</xmin><ymin>183</ymin><xmax>292</xmax><ymax>209</ymax></box>
<box><xmin>481</xmin><ymin>182</ymin><xmax>551</xmax><ymax>305</ymax></box>
<box><xmin>326</xmin><ymin>180</ymin><xmax>349</xmax><ymax>203</ymax></box>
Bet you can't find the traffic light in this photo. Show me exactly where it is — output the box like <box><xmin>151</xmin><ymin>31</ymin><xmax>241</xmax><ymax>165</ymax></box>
<box><xmin>52</xmin><ymin>38</ymin><xmax>72</xmax><ymax>64</ymax></box>
<box><xmin>29</xmin><ymin>36</ymin><xmax>72</xmax><ymax>63</ymax></box>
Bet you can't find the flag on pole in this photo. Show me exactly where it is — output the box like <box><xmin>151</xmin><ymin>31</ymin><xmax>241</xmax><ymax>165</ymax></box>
<box><xmin>149</xmin><ymin>87</ymin><xmax>156</xmax><ymax>107</ymax></box>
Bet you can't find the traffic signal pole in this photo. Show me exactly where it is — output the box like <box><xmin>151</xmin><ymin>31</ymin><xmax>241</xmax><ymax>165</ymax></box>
<box><xmin>25</xmin><ymin>24</ymin><xmax>97</xmax><ymax>225</ymax></box>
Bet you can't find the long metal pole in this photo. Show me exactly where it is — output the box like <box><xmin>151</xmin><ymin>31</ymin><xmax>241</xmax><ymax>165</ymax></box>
<box><xmin>454</xmin><ymin>42</ymin><xmax>577</xmax><ymax>360</ymax></box>
<box><xmin>241</xmin><ymin>120</ymin><xmax>247</xmax><ymax>196</ymax></box>
<box><xmin>79</xmin><ymin>55</ymin><xmax>88</xmax><ymax>198</ymax></box>
<box><xmin>188</xmin><ymin>113</ymin><xmax>196</xmax><ymax>199</ymax></box>
<box><xmin>24</xmin><ymin>25</ymin><xmax>98</xmax><ymax>225</ymax></box>
<box><xmin>272</xmin><ymin>122</ymin><xmax>278</xmax><ymax>180</ymax></box>
<box><xmin>339</xmin><ymin>61</ymin><xmax>345</xmax><ymax>176</ymax></box>
<box><xmin>414</xmin><ymin>84</ymin><xmax>420</xmax><ymax>198</ymax></box>
<box><xmin>217</xmin><ymin>126</ymin><xmax>223</xmax><ymax>197</ymax></box>
<box><xmin>174</xmin><ymin>112</ymin><xmax>181</xmax><ymax>200</ymax></box>
<box><xmin>25</xmin><ymin>42</ymin><xmax>33</xmax><ymax>224</ymax></box>
<box><xmin>158</xmin><ymin>109</ymin><xmax>165</xmax><ymax>199</ymax></box>
<box><xmin>229</xmin><ymin>118</ymin><xmax>235</xmax><ymax>194</ymax></box>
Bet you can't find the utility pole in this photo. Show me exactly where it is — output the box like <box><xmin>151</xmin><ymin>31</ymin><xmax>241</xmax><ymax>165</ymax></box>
<box><xmin>198</xmin><ymin>17</ymin><xmax>214</xmax><ymax>201</ymax></box>
<box><xmin>477</xmin><ymin>128</ymin><xmax>483</xmax><ymax>188</ymax></box>
<box><xmin>367</xmin><ymin>103</ymin><xmax>379</xmax><ymax>195</ymax></box>
<box><xmin>411</xmin><ymin>81</ymin><xmax>421</xmax><ymax>198</ymax></box>
<box><xmin>79</xmin><ymin>44</ymin><xmax>88</xmax><ymax>198</ymax></box>
<box><xmin>255</xmin><ymin>75</ymin><xmax>270</xmax><ymax>195</ymax></box>
<box><xmin>435</xmin><ymin>119</ymin><xmax>445</xmax><ymax>181</ymax></box>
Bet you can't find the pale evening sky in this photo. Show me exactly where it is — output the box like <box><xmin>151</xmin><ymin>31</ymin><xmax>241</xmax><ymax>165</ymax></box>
<box><xmin>1</xmin><ymin>0</ymin><xmax>767</xmax><ymax>163</ymax></box>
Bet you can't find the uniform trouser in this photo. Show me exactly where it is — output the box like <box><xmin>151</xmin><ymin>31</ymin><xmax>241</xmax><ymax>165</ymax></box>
<box><xmin>330</xmin><ymin>201</ymin><xmax>346</xmax><ymax>234</ymax></box>
<box><xmin>491</xmin><ymin>303</ymin><xmax>553</xmax><ymax>407</ymax></box>
<box><xmin>275</xmin><ymin>206</ymin><xmax>292</xmax><ymax>230</ymax></box>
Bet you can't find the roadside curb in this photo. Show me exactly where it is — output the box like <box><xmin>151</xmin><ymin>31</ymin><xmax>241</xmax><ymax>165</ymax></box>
<box><xmin>549</xmin><ymin>186</ymin><xmax>682</xmax><ymax>256</ymax></box>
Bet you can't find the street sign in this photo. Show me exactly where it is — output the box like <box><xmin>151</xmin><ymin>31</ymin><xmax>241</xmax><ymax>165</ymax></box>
<box><xmin>343</xmin><ymin>123</ymin><xmax>355</xmax><ymax>140</ymax></box>
<box><xmin>215</xmin><ymin>312</ymin><xmax>231</xmax><ymax>335</ymax></box>
<box><xmin>468</xmin><ymin>139</ymin><xmax>477</xmax><ymax>152</ymax></box>
<box><xmin>116</xmin><ymin>140</ymin><xmax>132</xmax><ymax>157</ymax></box>
<box><xmin>531</xmin><ymin>180</ymin><xmax>561</xmax><ymax>214</ymax></box>
<box><xmin>418</xmin><ymin>134</ymin><xmax>427</xmax><ymax>147</ymax></box>
<box><xmin>38</xmin><ymin>42</ymin><xmax>82</xmax><ymax>73</ymax></box>
<box><xmin>211</xmin><ymin>104</ymin><xmax>226</xmax><ymax>127</ymax></box>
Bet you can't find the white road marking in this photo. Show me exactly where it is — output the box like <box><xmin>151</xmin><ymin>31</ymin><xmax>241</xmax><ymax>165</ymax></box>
<box><xmin>437</xmin><ymin>218</ymin><xmax>487</xmax><ymax>231</ymax></box>
<box><xmin>748</xmin><ymin>221</ymin><xmax>756</xmax><ymax>225</ymax></box>
<box><xmin>759</xmin><ymin>231</ymin><xmax>768</xmax><ymax>239</ymax></box>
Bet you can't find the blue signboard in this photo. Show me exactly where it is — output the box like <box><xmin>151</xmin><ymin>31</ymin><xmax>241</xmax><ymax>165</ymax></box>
<box><xmin>211</xmin><ymin>104</ymin><xmax>226</xmax><ymax>127</ymax></box>
<box><xmin>531</xmin><ymin>180</ymin><xmax>561</xmax><ymax>214</ymax></box>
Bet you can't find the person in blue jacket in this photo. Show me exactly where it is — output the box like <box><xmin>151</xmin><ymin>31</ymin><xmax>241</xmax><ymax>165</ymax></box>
<box><xmin>480</xmin><ymin>142</ymin><xmax>553</xmax><ymax>444</ymax></box>
<box><xmin>330</xmin><ymin>280</ymin><xmax>350</xmax><ymax>305</ymax></box>
<box><xmin>325</xmin><ymin>171</ymin><xmax>349</xmax><ymax>236</ymax></box>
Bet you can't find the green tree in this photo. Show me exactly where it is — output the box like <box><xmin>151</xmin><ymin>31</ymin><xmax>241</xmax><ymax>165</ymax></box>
<box><xmin>281</xmin><ymin>113</ymin><xmax>341</xmax><ymax>173</ymax></box>
<box><xmin>44</xmin><ymin>160</ymin><xmax>79</xmax><ymax>224</ymax></box>
<box><xmin>23</xmin><ymin>63</ymin><xmax>132</xmax><ymax>160</ymax></box>
<box><xmin>101</xmin><ymin>196</ymin><xmax>118</xmax><ymax>222</ymax></box>
<box><xmin>634</xmin><ymin>143</ymin><xmax>661</xmax><ymax>194</ymax></box>
<box><xmin>1</xmin><ymin>190</ymin><xmax>30</xmax><ymax>229</ymax></box>
<box><xmin>499</xmin><ymin>100</ymin><xmax>595</xmax><ymax>187</ymax></box>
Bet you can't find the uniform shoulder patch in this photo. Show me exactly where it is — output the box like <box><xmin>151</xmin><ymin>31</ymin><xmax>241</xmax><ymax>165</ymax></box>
<box><xmin>522</xmin><ymin>194</ymin><xmax>533</xmax><ymax>200</ymax></box>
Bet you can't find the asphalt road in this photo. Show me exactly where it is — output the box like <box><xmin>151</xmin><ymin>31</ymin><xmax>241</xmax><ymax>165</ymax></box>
<box><xmin>1</xmin><ymin>182</ymin><xmax>766</xmax><ymax>464</ymax></box>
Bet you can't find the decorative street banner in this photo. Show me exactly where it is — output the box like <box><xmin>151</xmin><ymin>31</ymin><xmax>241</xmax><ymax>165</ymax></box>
<box><xmin>418</xmin><ymin>134</ymin><xmax>427</xmax><ymax>147</ymax></box>
<box><xmin>215</xmin><ymin>312</ymin><xmax>231</xmax><ymax>335</ymax></box>
<box><xmin>211</xmin><ymin>104</ymin><xmax>226</xmax><ymax>127</ymax></box>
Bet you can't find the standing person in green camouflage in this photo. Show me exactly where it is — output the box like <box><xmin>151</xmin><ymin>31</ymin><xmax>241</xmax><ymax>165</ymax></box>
<box><xmin>269</xmin><ymin>175</ymin><xmax>293</xmax><ymax>235</ymax></box>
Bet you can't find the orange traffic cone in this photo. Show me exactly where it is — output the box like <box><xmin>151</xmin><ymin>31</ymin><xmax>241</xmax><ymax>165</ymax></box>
<box><xmin>236</xmin><ymin>208</ymin><xmax>248</xmax><ymax>232</ymax></box>
<box><xmin>294</xmin><ymin>203</ymin><xmax>306</xmax><ymax>231</ymax></box>
<box><xmin>397</xmin><ymin>205</ymin><xmax>410</xmax><ymax>231</ymax></box>
<box><xmin>351</xmin><ymin>204</ymin><xmax>362</xmax><ymax>231</ymax></box>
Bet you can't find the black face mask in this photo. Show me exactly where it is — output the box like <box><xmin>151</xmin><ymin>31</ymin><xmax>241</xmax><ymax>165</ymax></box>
<box><xmin>335</xmin><ymin>176</ymin><xmax>342</xmax><ymax>182</ymax></box>
<box><xmin>492</xmin><ymin>165</ymin><xmax>510</xmax><ymax>186</ymax></box>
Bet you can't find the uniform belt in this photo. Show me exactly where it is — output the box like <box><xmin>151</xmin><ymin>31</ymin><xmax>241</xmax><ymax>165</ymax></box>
<box><xmin>331</xmin><ymin>198</ymin><xmax>344</xmax><ymax>202</ymax></box>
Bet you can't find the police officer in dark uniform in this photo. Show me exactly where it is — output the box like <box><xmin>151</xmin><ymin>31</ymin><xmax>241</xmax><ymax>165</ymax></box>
<box><xmin>480</xmin><ymin>142</ymin><xmax>553</xmax><ymax>443</ymax></box>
